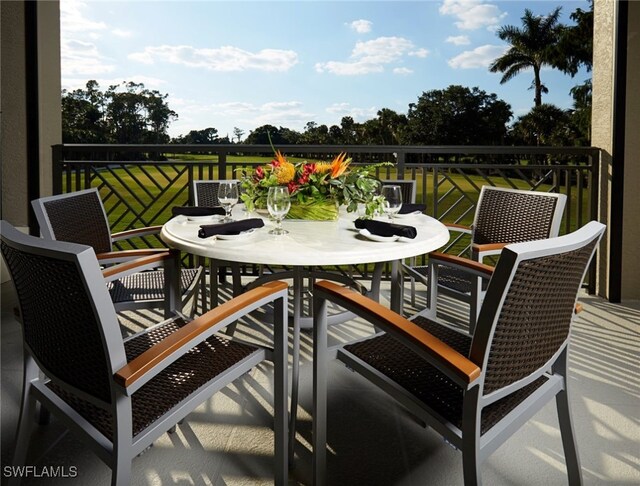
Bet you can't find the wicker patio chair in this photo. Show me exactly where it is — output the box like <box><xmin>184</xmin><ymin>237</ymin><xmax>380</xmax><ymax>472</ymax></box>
<box><xmin>404</xmin><ymin>186</ymin><xmax>566</xmax><ymax>331</ymax></box>
<box><xmin>381</xmin><ymin>179</ymin><xmax>417</xmax><ymax>204</ymax></box>
<box><xmin>192</xmin><ymin>180</ymin><xmax>245</xmax><ymax>311</ymax></box>
<box><xmin>312</xmin><ymin>221</ymin><xmax>605</xmax><ymax>485</ymax></box>
<box><xmin>0</xmin><ymin>220</ymin><xmax>289</xmax><ymax>485</ymax></box>
<box><xmin>32</xmin><ymin>188</ymin><xmax>202</xmax><ymax>317</ymax></box>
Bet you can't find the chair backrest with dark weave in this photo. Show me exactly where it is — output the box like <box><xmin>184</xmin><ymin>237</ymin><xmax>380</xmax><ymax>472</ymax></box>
<box><xmin>193</xmin><ymin>180</ymin><xmax>240</xmax><ymax>207</ymax></box>
<box><xmin>0</xmin><ymin>221</ymin><xmax>124</xmax><ymax>404</ymax></box>
<box><xmin>32</xmin><ymin>189</ymin><xmax>113</xmax><ymax>254</ymax></box>
<box><xmin>470</xmin><ymin>221</ymin><xmax>604</xmax><ymax>396</ymax></box>
<box><xmin>381</xmin><ymin>180</ymin><xmax>417</xmax><ymax>204</ymax></box>
<box><xmin>473</xmin><ymin>187</ymin><xmax>566</xmax><ymax>245</ymax></box>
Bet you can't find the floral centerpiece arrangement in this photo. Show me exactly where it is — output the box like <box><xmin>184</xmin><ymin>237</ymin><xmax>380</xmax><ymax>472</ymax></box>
<box><xmin>239</xmin><ymin>149</ymin><xmax>390</xmax><ymax>220</ymax></box>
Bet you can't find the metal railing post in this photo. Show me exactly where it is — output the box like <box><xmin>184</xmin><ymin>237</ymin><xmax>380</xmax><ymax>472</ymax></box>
<box><xmin>396</xmin><ymin>150</ymin><xmax>405</xmax><ymax>179</ymax></box>
<box><xmin>219</xmin><ymin>150</ymin><xmax>227</xmax><ymax>179</ymax></box>
<box><xmin>52</xmin><ymin>144</ymin><xmax>63</xmax><ymax>195</ymax></box>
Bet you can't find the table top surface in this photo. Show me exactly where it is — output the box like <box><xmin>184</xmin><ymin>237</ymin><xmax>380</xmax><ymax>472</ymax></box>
<box><xmin>161</xmin><ymin>207</ymin><xmax>450</xmax><ymax>266</ymax></box>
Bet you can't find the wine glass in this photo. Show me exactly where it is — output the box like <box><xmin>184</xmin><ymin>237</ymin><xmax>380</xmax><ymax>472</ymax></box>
<box><xmin>267</xmin><ymin>186</ymin><xmax>291</xmax><ymax>235</ymax></box>
<box><xmin>218</xmin><ymin>181</ymin><xmax>239</xmax><ymax>222</ymax></box>
<box><xmin>381</xmin><ymin>185</ymin><xmax>403</xmax><ymax>220</ymax></box>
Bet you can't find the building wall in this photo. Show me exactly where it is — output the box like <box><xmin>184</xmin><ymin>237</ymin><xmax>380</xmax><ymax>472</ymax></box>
<box><xmin>592</xmin><ymin>0</ymin><xmax>640</xmax><ymax>301</ymax></box>
<box><xmin>622</xmin><ymin>1</ymin><xmax>640</xmax><ymax>300</ymax></box>
<box><xmin>37</xmin><ymin>1</ymin><xmax>60</xmax><ymax>201</ymax></box>
<box><xmin>0</xmin><ymin>1</ymin><xmax>60</xmax><ymax>282</ymax></box>
<box><xmin>1</xmin><ymin>1</ymin><xmax>29</xmax><ymax>226</ymax></box>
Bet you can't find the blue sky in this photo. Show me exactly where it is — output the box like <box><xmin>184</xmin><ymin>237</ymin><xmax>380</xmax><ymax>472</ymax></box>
<box><xmin>61</xmin><ymin>0</ymin><xmax>591</xmax><ymax>139</ymax></box>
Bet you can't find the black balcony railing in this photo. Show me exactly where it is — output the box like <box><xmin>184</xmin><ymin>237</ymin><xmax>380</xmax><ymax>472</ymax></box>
<box><xmin>52</xmin><ymin>144</ymin><xmax>600</xmax><ymax>291</ymax></box>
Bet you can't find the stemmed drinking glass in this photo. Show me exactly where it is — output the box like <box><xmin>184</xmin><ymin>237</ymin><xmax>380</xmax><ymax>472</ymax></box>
<box><xmin>267</xmin><ymin>186</ymin><xmax>291</xmax><ymax>235</ymax></box>
<box><xmin>381</xmin><ymin>185</ymin><xmax>403</xmax><ymax>220</ymax></box>
<box><xmin>218</xmin><ymin>181</ymin><xmax>239</xmax><ymax>222</ymax></box>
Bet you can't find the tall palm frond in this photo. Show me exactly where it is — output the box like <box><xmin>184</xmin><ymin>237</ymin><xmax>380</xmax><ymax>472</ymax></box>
<box><xmin>489</xmin><ymin>7</ymin><xmax>562</xmax><ymax>107</ymax></box>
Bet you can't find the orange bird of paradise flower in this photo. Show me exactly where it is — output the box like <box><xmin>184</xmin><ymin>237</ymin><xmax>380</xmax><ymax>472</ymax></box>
<box><xmin>330</xmin><ymin>152</ymin><xmax>351</xmax><ymax>178</ymax></box>
<box><xmin>271</xmin><ymin>150</ymin><xmax>288</xmax><ymax>167</ymax></box>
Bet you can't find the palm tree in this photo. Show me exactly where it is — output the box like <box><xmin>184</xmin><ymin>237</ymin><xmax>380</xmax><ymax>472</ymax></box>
<box><xmin>489</xmin><ymin>8</ymin><xmax>562</xmax><ymax>107</ymax></box>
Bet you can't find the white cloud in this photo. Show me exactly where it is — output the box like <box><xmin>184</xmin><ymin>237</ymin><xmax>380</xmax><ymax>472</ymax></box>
<box><xmin>348</xmin><ymin>19</ymin><xmax>373</xmax><ymax>34</ymax></box>
<box><xmin>112</xmin><ymin>29</ymin><xmax>133</xmax><ymax>38</ymax></box>
<box><xmin>166</xmin><ymin>99</ymin><xmax>316</xmax><ymax>137</ymax></box>
<box><xmin>393</xmin><ymin>67</ymin><xmax>413</xmax><ymax>75</ymax></box>
<box><xmin>60</xmin><ymin>0</ymin><xmax>135</xmax><ymax>78</ymax></box>
<box><xmin>315</xmin><ymin>36</ymin><xmax>427</xmax><ymax>76</ymax></box>
<box><xmin>315</xmin><ymin>60</ymin><xmax>383</xmax><ymax>76</ymax></box>
<box><xmin>61</xmin><ymin>39</ymin><xmax>115</xmax><ymax>76</ymax></box>
<box><xmin>325</xmin><ymin>103</ymin><xmax>377</xmax><ymax>121</ymax></box>
<box><xmin>447</xmin><ymin>44</ymin><xmax>507</xmax><ymax>69</ymax></box>
<box><xmin>60</xmin><ymin>0</ymin><xmax>107</xmax><ymax>33</ymax></box>
<box><xmin>128</xmin><ymin>45</ymin><xmax>298</xmax><ymax>72</ymax></box>
<box><xmin>446</xmin><ymin>35</ymin><xmax>471</xmax><ymax>45</ymax></box>
<box><xmin>213</xmin><ymin>101</ymin><xmax>313</xmax><ymax>128</ymax></box>
<box><xmin>352</xmin><ymin>37</ymin><xmax>414</xmax><ymax>63</ymax></box>
<box><xmin>409</xmin><ymin>48</ymin><xmax>429</xmax><ymax>58</ymax></box>
<box><xmin>439</xmin><ymin>0</ymin><xmax>507</xmax><ymax>31</ymax></box>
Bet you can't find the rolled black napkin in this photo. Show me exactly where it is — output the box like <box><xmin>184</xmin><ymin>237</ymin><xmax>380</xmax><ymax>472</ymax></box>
<box><xmin>354</xmin><ymin>219</ymin><xmax>417</xmax><ymax>239</ymax></box>
<box><xmin>198</xmin><ymin>218</ymin><xmax>264</xmax><ymax>238</ymax></box>
<box><xmin>172</xmin><ymin>206</ymin><xmax>226</xmax><ymax>217</ymax></box>
<box><xmin>398</xmin><ymin>203</ymin><xmax>426</xmax><ymax>214</ymax></box>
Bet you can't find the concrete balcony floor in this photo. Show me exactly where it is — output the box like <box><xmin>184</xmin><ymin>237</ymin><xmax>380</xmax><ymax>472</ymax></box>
<box><xmin>1</xmin><ymin>279</ymin><xmax>639</xmax><ymax>485</ymax></box>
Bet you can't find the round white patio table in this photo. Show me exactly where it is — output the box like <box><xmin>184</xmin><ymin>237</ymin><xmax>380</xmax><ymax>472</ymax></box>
<box><xmin>161</xmin><ymin>207</ymin><xmax>449</xmax><ymax>463</ymax></box>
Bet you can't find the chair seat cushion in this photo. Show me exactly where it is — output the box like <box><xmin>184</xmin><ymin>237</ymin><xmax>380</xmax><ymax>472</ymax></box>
<box><xmin>107</xmin><ymin>268</ymin><xmax>200</xmax><ymax>304</ymax></box>
<box><xmin>48</xmin><ymin>318</ymin><xmax>259</xmax><ymax>439</ymax></box>
<box><xmin>343</xmin><ymin>317</ymin><xmax>547</xmax><ymax>435</ymax></box>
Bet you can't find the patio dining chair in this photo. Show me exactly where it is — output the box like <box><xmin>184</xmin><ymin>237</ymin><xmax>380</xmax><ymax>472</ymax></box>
<box><xmin>313</xmin><ymin>221</ymin><xmax>605</xmax><ymax>485</ymax></box>
<box><xmin>404</xmin><ymin>186</ymin><xmax>566</xmax><ymax>331</ymax></box>
<box><xmin>0</xmin><ymin>220</ymin><xmax>289</xmax><ymax>485</ymax></box>
<box><xmin>192</xmin><ymin>179</ymin><xmax>245</xmax><ymax>311</ymax></box>
<box><xmin>32</xmin><ymin>188</ymin><xmax>202</xmax><ymax>317</ymax></box>
<box><xmin>381</xmin><ymin>179</ymin><xmax>417</xmax><ymax>204</ymax></box>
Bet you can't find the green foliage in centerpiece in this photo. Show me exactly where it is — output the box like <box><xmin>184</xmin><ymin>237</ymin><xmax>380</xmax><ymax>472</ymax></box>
<box><xmin>288</xmin><ymin>199</ymin><xmax>338</xmax><ymax>221</ymax></box>
<box><xmin>239</xmin><ymin>146</ymin><xmax>390</xmax><ymax>219</ymax></box>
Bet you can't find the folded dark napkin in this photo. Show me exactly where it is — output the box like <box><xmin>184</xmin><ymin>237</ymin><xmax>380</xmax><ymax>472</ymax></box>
<box><xmin>198</xmin><ymin>218</ymin><xmax>264</xmax><ymax>238</ymax></box>
<box><xmin>354</xmin><ymin>218</ymin><xmax>417</xmax><ymax>239</ymax></box>
<box><xmin>398</xmin><ymin>203</ymin><xmax>426</xmax><ymax>214</ymax></box>
<box><xmin>172</xmin><ymin>206</ymin><xmax>226</xmax><ymax>217</ymax></box>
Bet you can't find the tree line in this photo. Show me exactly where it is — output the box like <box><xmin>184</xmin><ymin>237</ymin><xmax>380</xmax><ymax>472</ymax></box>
<box><xmin>62</xmin><ymin>2</ymin><xmax>592</xmax><ymax>148</ymax></box>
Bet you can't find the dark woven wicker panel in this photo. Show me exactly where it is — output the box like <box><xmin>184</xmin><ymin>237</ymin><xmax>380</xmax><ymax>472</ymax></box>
<box><xmin>474</xmin><ymin>191</ymin><xmax>557</xmax><ymax>245</ymax></box>
<box><xmin>483</xmin><ymin>240</ymin><xmax>597</xmax><ymax>394</ymax></box>
<box><xmin>43</xmin><ymin>193</ymin><xmax>112</xmax><ymax>254</ymax></box>
<box><xmin>410</xmin><ymin>316</ymin><xmax>472</xmax><ymax>356</ymax></box>
<box><xmin>48</xmin><ymin>329</ymin><xmax>258</xmax><ymax>439</ymax></box>
<box><xmin>345</xmin><ymin>321</ymin><xmax>547</xmax><ymax>435</ymax></box>
<box><xmin>196</xmin><ymin>183</ymin><xmax>221</xmax><ymax>207</ymax></box>
<box><xmin>437</xmin><ymin>266</ymin><xmax>489</xmax><ymax>294</ymax></box>
<box><xmin>1</xmin><ymin>242</ymin><xmax>112</xmax><ymax>403</ymax></box>
<box><xmin>107</xmin><ymin>268</ymin><xmax>199</xmax><ymax>304</ymax></box>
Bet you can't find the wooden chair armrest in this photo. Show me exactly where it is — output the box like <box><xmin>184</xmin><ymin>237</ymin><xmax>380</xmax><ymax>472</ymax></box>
<box><xmin>445</xmin><ymin>223</ymin><xmax>472</xmax><ymax>234</ymax></box>
<box><xmin>314</xmin><ymin>280</ymin><xmax>481</xmax><ymax>387</ymax></box>
<box><xmin>575</xmin><ymin>303</ymin><xmax>583</xmax><ymax>314</ymax></box>
<box><xmin>111</xmin><ymin>226</ymin><xmax>163</xmax><ymax>242</ymax></box>
<box><xmin>114</xmin><ymin>281</ymin><xmax>288</xmax><ymax>389</ymax></box>
<box><xmin>102</xmin><ymin>252</ymin><xmax>171</xmax><ymax>282</ymax></box>
<box><xmin>428</xmin><ymin>252</ymin><xmax>495</xmax><ymax>278</ymax></box>
<box><xmin>96</xmin><ymin>248</ymin><xmax>168</xmax><ymax>264</ymax></box>
<box><xmin>471</xmin><ymin>242</ymin><xmax>508</xmax><ymax>254</ymax></box>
